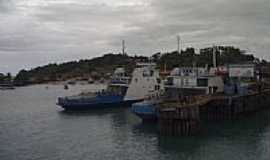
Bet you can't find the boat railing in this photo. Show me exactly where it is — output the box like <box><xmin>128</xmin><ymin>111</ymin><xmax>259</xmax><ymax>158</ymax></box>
<box><xmin>143</xmin><ymin>91</ymin><xmax>164</xmax><ymax>103</ymax></box>
<box><xmin>95</xmin><ymin>90</ymin><xmax>124</xmax><ymax>97</ymax></box>
<box><xmin>110</xmin><ymin>76</ymin><xmax>131</xmax><ymax>84</ymax></box>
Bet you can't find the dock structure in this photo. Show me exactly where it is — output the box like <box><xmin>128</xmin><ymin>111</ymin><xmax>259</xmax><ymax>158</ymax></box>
<box><xmin>203</xmin><ymin>90</ymin><xmax>270</xmax><ymax>121</ymax></box>
<box><xmin>158</xmin><ymin>90</ymin><xmax>270</xmax><ymax>136</ymax></box>
<box><xmin>158</xmin><ymin>96</ymin><xmax>211</xmax><ymax>136</ymax></box>
<box><xmin>158</xmin><ymin>106</ymin><xmax>200</xmax><ymax>136</ymax></box>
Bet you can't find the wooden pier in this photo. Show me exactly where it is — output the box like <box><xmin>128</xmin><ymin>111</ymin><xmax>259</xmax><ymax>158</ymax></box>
<box><xmin>158</xmin><ymin>90</ymin><xmax>270</xmax><ymax>136</ymax></box>
<box><xmin>158</xmin><ymin>107</ymin><xmax>200</xmax><ymax>136</ymax></box>
<box><xmin>158</xmin><ymin>96</ymin><xmax>210</xmax><ymax>136</ymax></box>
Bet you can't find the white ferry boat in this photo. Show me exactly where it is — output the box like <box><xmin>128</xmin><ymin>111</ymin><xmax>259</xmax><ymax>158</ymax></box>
<box><xmin>57</xmin><ymin>63</ymin><xmax>162</xmax><ymax>110</ymax></box>
<box><xmin>132</xmin><ymin>67</ymin><xmax>224</xmax><ymax>121</ymax></box>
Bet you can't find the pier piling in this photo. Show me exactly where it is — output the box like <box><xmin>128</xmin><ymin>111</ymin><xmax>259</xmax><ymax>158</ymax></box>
<box><xmin>158</xmin><ymin>105</ymin><xmax>201</xmax><ymax>136</ymax></box>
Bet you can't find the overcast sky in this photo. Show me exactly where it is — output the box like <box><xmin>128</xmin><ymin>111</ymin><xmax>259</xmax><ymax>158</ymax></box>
<box><xmin>0</xmin><ymin>0</ymin><xmax>270</xmax><ymax>74</ymax></box>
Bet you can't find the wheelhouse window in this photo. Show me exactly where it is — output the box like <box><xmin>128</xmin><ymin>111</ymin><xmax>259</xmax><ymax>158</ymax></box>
<box><xmin>155</xmin><ymin>85</ymin><xmax>160</xmax><ymax>90</ymax></box>
<box><xmin>107</xmin><ymin>85</ymin><xmax>128</xmax><ymax>95</ymax></box>
<box><xmin>197</xmin><ymin>78</ymin><xmax>208</xmax><ymax>87</ymax></box>
<box><xmin>143</xmin><ymin>69</ymin><xmax>154</xmax><ymax>77</ymax></box>
<box><xmin>165</xmin><ymin>77</ymin><xmax>174</xmax><ymax>85</ymax></box>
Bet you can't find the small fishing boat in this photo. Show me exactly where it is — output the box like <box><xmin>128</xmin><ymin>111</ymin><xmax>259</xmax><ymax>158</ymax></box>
<box><xmin>131</xmin><ymin>91</ymin><xmax>162</xmax><ymax>122</ymax></box>
<box><xmin>64</xmin><ymin>84</ymin><xmax>69</xmax><ymax>90</ymax></box>
<box><xmin>88</xmin><ymin>78</ymin><xmax>94</xmax><ymax>84</ymax></box>
<box><xmin>67</xmin><ymin>80</ymin><xmax>76</xmax><ymax>85</ymax></box>
<box><xmin>0</xmin><ymin>84</ymin><xmax>15</xmax><ymax>90</ymax></box>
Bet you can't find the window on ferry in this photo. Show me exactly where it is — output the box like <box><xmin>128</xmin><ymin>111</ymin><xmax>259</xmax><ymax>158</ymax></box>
<box><xmin>157</xmin><ymin>78</ymin><xmax>161</xmax><ymax>84</ymax></box>
<box><xmin>143</xmin><ymin>69</ymin><xmax>151</xmax><ymax>77</ymax></box>
<box><xmin>197</xmin><ymin>78</ymin><xmax>208</xmax><ymax>87</ymax></box>
<box><xmin>150</xmin><ymin>70</ymin><xmax>154</xmax><ymax>76</ymax></box>
<box><xmin>166</xmin><ymin>77</ymin><xmax>173</xmax><ymax>85</ymax></box>
<box><xmin>184</xmin><ymin>78</ymin><xmax>189</xmax><ymax>85</ymax></box>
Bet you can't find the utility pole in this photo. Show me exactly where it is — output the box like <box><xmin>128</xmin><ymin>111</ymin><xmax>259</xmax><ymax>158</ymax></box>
<box><xmin>177</xmin><ymin>35</ymin><xmax>180</xmax><ymax>54</ymax></box>
<box><xmin>122</xmin><ymin>40</ymin><xmax>126</xmax><ymax>55</ymax></box>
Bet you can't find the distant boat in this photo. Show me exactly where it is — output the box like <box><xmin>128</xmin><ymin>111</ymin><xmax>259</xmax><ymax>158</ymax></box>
<box><xmin>64</xmin><ymin>84</ymin><xmax>69</xmax><ymax>90</ymax></box>
<box><xmin>88</xmin><ymin>78</ymin><xmax>94</xmax><ymax>84</ymax></box>
<box><xmin>99</xmin><ymin>78</ymin><xmax>105</xmax><ymax>84</ymax></box>
<box><xmin>0</xmin><ymin>84</ymin><xmax>15</xmax><ymax>90</ymax></box>
<box><xmin>57</xmin><ymin>63</ymin><xmax>162</xmax><ymax>110</ymax></box>
<box><xmin>67</xmin><ymin>80</ymin><xmax>76</xmax><ymax>85</ymax></box>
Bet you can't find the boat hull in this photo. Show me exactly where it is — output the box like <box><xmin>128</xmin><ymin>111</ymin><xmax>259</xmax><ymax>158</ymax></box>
<box><xmin>58</xmin><ymin>99</ymin><xmax>141</xmax><ymax>111</ymax></box>
<box><xmin>131</xmin><ymin>102</ymin><xmax>158</xmax><ymax>122</ymax></box>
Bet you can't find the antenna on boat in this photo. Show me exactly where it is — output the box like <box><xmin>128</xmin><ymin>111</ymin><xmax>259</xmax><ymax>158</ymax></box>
<box><xmin>177</xmin><ymin>35</ymin><xmax>181</xmax><ymax>54</ymax></box>
<box><xmin>122</xmin><ymin>40</ymin><xmax>126</xmax><ymax>55</ymax></box>
<box><xmin>193</xmin><ymin>61</ymin><xmax>196</xmax><ymax>68</ymax></box>
<box><xmin>213</xmin><ymin>45</ymin><xmax>217</xmax><ymax>68</ymax></box>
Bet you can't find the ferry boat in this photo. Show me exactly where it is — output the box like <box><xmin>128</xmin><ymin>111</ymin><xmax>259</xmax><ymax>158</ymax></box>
<box><xmin>131</xmin><ymin>67</ymin><xmax>225</xmax><ymax>121</ymax></box>
<box><xmin>57</xmin><ymin>63</ymin><xmax>162</xmax><ymax>110</ymax></box>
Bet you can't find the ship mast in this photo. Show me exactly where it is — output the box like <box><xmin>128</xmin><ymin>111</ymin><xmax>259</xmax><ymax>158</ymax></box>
<box><xmin>177</xmin><ymin>35</ymin><xmax>181</xmax><ymax>54</ymax></box>
<box><xmin>213</xmin><ymin>45</ymin><xmax>217</xmax><ymax>68</ymax></box>
<box><xmin>122</xmin><ymin>40</ymin><xmax>126</xmax><ymax>55</ymax></box>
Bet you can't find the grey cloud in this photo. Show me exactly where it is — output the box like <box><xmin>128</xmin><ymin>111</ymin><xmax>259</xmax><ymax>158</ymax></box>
<box><xmin>0</xmin><ymin>0</ymin><xmax>270</xmax><ymax>74</ymax></box>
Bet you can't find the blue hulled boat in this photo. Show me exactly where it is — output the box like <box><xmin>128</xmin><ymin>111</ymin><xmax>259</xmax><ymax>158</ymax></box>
<box><xmin>58</xmin><ymin>93</ymin><xmax>138</xmax><ymax>110</ymax></box>
<box><xmin>131</xmin><ymin>101</ymin><xmax>158</xmax><ymax>122</ymax></box>
<box><xmin>57</xmin><ymin>63</ymin><xmax>162</xmax><ymax>110</ymax></box>
<box><xmin>131</xmin><ymin>90</ymin><xmax>163</xmax><ymax>122</ymax></box>
<box><xmin>57</xmin><ymin>67</ymin><xmax>131</xmax><ymax>110</ymax></box>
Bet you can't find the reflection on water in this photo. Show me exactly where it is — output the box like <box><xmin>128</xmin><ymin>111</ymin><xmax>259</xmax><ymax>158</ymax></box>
<box><xmin>132</xmin><ymin>123</ymin><xmax>158</xmax><ymax>136</ymax></box>
<box><xmin>1</xmin><ymin>85</ymin><xmax>270</xmax><ymax>160</ymax></box>
<box><xmin>59</xmin><ymin>107</ymin><xmax>127</xmax><ymax>117</ymax></box>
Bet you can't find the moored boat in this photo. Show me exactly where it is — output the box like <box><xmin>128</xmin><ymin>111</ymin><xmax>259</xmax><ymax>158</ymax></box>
<box><xmin>131</xmin><ymin>66</ymin><xmax>225</xmax><ymax>122</ymax></box>
<box><xmin>131</xmin><ymin>91</ymin><xmax>162</xmax><ymax>122</ymax></box>
<box><xmin>0</xmin><ymin>84</ymin><xmax>15</xmax><ymax>90</ymax></box>
<box><xmin>57</xmin><ymin>63</ymin><xmax>162</xmax><ymax>110</ymax></box>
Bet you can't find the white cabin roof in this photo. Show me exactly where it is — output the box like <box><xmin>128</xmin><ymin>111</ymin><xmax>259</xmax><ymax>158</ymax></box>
<box><xmin>114</xmin><ymin>67</ymin><xmax>125</xmax><ymax>74</ymax></box>
<box><xmin>136</xmin><ymin>62</ymin><xmax>156</xmax><ymax>67</ymax></box>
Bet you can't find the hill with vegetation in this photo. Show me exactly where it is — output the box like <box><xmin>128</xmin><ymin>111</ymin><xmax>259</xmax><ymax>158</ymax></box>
<box><xmin>14</xmin><ymin>54</ymin><xmax>148</xmax><ymax>85</ymax></box>
<box><xmin>157</xmin><ymin>46</ymin><xmax>256</xmax><ymax>69</ymax></box>
<box><xmin>0</xmin><ymin>73</ymin><xmax>12</xmax><ymax>84</ymax></box>
<box><xmin>13</xmin><ymin>46</ymin><xmax>265</xmax><ymax>85</ymax></box>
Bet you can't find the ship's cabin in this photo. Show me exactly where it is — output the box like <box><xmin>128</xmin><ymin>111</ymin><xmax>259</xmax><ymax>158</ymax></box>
<box><xmin>110</xmin><ymin>67</ymin><xmax>131</xmax><ymax>85</ymax></box>
<box><xmin>106</xmin><ymin>84</ymin><xmax>128</xmax><ymax>96</ymax></box>
<box><xmin>164</xmin><ymin>67</ymin><xmax>224</xmax><ymax>100</ymax></box>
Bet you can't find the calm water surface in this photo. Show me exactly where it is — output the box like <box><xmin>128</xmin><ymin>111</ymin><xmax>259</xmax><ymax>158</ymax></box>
<box><xmin>1</xmin><ymin>84</ymin><xmax>270</xmax><ymax>160</ymax></box>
